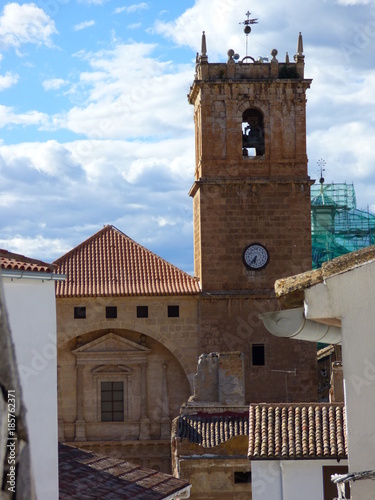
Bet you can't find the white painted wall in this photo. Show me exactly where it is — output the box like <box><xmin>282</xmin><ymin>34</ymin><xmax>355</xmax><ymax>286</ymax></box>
<box><xmin>305</xmin><ymin>262</ymin><xmax>375</xmax><ymax>500</ymax></box>
<box><xmin>252</xmin><ymin>459</ymin><xmax>348</xmax><ymax>500</ymax></box>
<box><xmin>3</xmin><ymin>276</ymin><xmax>59</xmax><ymax>500</ymax></box>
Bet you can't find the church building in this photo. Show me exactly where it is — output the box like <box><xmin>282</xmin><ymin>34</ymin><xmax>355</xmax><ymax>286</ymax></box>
<box><xmin>54</xmin><ymin>28</ymin><xmax>318</xmax><ymax>480</ymax></box>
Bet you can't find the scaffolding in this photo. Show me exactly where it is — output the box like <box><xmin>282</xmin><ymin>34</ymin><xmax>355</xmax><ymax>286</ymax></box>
<box><xmin>311</xmin><ymin>182</ymin><xmax>375</xmax><ymax>269</ymax></box>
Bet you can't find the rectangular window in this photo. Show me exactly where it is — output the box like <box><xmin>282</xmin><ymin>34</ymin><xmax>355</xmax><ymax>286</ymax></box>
<box><xmin>234</xmin><ymin>471</ymin><xmax>251</xmax><ymax>484</ymax></box>
<box><xmin>74</xmin><ymin>306</ymin><xmax>86</xmax><ymax>319</ymax></box>
<box><xmin>137</xmin><ymin>306</ymin><xmax>148</xmax><ymax>318</ymax></box>
<box><xmin>101</xmin><ymin>381</ymin><xmax>124</xmax><ymax>422</ymax></box>
<box><xmin>252</xmin><ymin>344</ymin><xmax>265</xmax><ymax>366</ymax></box>
<box><xmin>106</xmin><ymin>306</ymin><xmax>117</xmax><ymax>319</ymax></box>
<box><xmin>168</xmin><ymin>305</ymin><xmax>179</xmax><ymax>318</ymax></box>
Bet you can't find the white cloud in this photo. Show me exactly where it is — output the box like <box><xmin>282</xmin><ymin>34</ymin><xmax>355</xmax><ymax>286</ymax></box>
<box><xmin>0</xmin><ymin>2</ymin><xmax>57</xmax><ymax>50</ymax></box>
<box><xmin>78</xmin><ymin>0</ymin><xmax>108</xmax><ymax>4</ymax></box>
<box><xmin>114</xmin><ymin>3</ymin><xmax>148</xmax><ymax>14</ymax></box>
<box><xmin>0</xmin><ymin>136</ymin><xmax>194</xmax><ymax>264</ymax></box>
<box><xmin>153</xmin><ymin>216</ymin><xmax>176</xmax><ymax>227</ymax></box>
<box><xmin>0</xmin><ymin>105</ymin><xmax>49</xmax><ymax>128</ymax></box>
<box><xmin>49</xmin><ymin>42</ymin><xmax>194</xmax><ymax>140</ymax></box>
<box><xmin>42</xmin><ymin>78</ymin><xmax>69</xmax><ymax>91</ymax></box>
<box><xmin>0</xmin><ymin>235</ymin><xmax>71</xmax><ymax>262</ymax></box>
<box><xmin>74</xmin><ymin>20</ymin><xmax>95</xmax><ymax>32</ymax></box>
<box><xmin>0</xmin><ymin>71</ymin><xmax>18</xmax><ymax>90</ymax></box>
<box><xmin>0</xmin><ymin>140</ymin><xmax>80</xmax><ymax>177</ymax></box>
<box><xmin>127</xmin><ymin>23</ymin><xmax>142</xmax><ymax>30</ymax></box>
<box><xmin>0</xmin><ymin>0</ymin><xmax>374</xmax><ymax>273</ymax></box>
<box><xmin>336</xmin><ymin>0</ymin><xmax>370</xmax><ymax>4</ymax></box>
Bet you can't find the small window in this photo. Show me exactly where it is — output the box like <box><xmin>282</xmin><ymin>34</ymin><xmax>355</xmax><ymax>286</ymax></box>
<box><xmin>168</xmin><ymin>305</ymin><xmax>179</xmax><ymax>318</ymax></box>
<box><xmin>234</xmin><ymin>471</ymin><xmax>251</xmax><ymax>484</ymax></box>
<box><xmin>74</xmin><ymin>306</ymin><xmax>86</xmax><ymax>319</ymax></box>
<box><xmin>106</xmin><ymin>306</ymin><xmax>117</xmax><ymax>319</ymax></box>
<box><xmin>137</xmin><ymin>306</ymin><xmax>148</xmax><ymax>318</ymax></box>
<box><xmin>101</xmin><ymin>381</ymin><xmax>124</xmax><ymax>422</ymax></box>
<box><xmin>252</xmin><ymin>344</ymin><xmax>265</xmax><ymax>366</ymax></box>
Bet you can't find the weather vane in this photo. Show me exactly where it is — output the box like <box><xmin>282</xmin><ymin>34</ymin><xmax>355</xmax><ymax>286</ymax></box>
<box><xmin>317</xmin><ymin>158</ymin><xmax>326</xmax><ymax>185</ymax></box>
<box><xmin>239</xmin><ymin>11</ymin><xmax>258</xmax><ymax>58</ymax></box>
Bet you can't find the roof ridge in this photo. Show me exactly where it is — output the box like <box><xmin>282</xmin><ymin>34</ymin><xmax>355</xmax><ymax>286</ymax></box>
<box><xmin>54</xmin><ymin>224</ymin><xmax>198</xmax><ymax>279</ymax></box>
<box><xmin>53</xmin><ymin>225</ymin><xmax>113</xmax><ymax>264</ymax></box>
<box><xmin>249</xmin><ymin>402</ymin><xmax>345</xmax><ymax>408</ymax></box>
<box><xmin>54</xmin><ymin>225</ymin><xmax>201</xmax><ymax>297</ymax></box>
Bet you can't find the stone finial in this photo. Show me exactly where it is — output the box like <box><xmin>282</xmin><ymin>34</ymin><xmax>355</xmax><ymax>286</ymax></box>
<box><xmin>271</xmin><ymin>48</ymin><xmax>278</xmax><ymax>62</ymax></box>
<box><xmin>200</xmin><ymin>31</ymin><xmax>208</xmax><ymax>62</ymax></box>
<box><xmin>285</xmin><ymin>52</ymin><xmax>290</xmax><ymax>64</ymax></box>
<box><xmin>297</xmin><ymin>32</ymin><xmax>303</xmax><ymax>56</ymax></box>
<box><xmin>294</xmin><ymin>32</ymin><xmax>305</xmax><ymax>72</ymax></box>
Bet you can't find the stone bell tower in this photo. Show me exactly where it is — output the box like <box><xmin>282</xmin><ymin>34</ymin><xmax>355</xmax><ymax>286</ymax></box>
<box><xmin>188</xmin><ymin>30</ymin><xmax>318</xmax><ymax>402</ymax></box>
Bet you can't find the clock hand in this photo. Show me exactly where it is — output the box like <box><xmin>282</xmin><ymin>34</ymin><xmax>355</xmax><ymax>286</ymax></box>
<box><xmin>250</xmin><ymin>255</ymin><xmax>257</xmax><ymax>265</ymax></box>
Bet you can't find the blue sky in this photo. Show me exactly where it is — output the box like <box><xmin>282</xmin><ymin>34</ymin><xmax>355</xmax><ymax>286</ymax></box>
<box><xmin>0</xmin><ymin>0</ymin><xmax>375</xmax><ymax>274</ymax></box>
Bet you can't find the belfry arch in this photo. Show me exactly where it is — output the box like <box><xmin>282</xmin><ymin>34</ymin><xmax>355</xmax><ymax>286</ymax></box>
<box><xmin>242</xmin><ymin>107</ymin><xmax>265</xmax><ymax>157</ymax></box>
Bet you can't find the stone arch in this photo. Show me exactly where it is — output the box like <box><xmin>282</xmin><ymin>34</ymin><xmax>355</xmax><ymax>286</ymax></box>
<box><xmin>58</xmin><ymin>328</ymin><xmax>193</xmax><ymax>443</ymax></box>
<box><xmin>57</xmin><ymin>319</ymin><xmax>198</xmax><ymax>385</ymax></box>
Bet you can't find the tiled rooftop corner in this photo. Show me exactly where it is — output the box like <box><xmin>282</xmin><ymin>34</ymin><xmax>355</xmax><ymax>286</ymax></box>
<box><xmin>0</xmin><ymin>249</ymin><xmax>55</xmax><ymax>273</ymax></box>
<box><xmin>59</xmin><ymin>443</ymin><xmax>191</xmax><ymax>499</ymax></box>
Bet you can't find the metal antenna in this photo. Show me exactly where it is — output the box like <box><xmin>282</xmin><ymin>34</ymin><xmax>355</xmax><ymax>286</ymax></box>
<box><xmin>239</xmin><ymin>11</ymin><xmax>258</xmax><ymax>58</ymax></box>
<box><xmin>271</xmin><ymin>369</ymin><xmax>296</xmax><ymax>402</ymax></box>
<box><xmin>317</xmin><ymin>158</ymin><xmax>326</xmax><ymax>185</ymax></box>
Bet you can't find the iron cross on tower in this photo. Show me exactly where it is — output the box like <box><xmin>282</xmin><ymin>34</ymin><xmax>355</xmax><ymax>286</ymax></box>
<box><xmin>240</xmin><ymin>11</ymin><xmax>258</xmax><ymax>57</ymax></box>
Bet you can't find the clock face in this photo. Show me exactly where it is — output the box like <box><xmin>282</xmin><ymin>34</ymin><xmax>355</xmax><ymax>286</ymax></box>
<box><xmin>243</xmin><ymin>243</ymin><xmax>269</xmax><ymax>270</ymax></box>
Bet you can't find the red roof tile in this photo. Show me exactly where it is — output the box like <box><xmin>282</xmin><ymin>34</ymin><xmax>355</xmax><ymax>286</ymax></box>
<box><xmin>174</xmin><ymin>412</ymin><xmax>249</xmax><ymax>448</ymax></box>
<box><xmin>248</xmin><ymin>403</ymin><xmax>347</xmax><ymax>460</ymax></box>
<box><xmin>174</xmin><ymin>403</ymin><xmax>348</xmax><ymax>461</ymax></box>
<box><xmin>54</xmin><ymin>225</ymin><xmax>200</xmax><ymax>297</ymax></box>
<box><xmin>59</xmin><ymin>443</ymin><xmax>191</xmax><ymax>499</ymax></box>
<box><xmin>0</xmin><ymin>249</ymin><xmax>55</xmax><ymax>273</ymax></box>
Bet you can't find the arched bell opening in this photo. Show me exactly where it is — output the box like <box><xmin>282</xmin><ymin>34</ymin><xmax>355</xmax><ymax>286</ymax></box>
<box><xmin>242</xmin><ymin>108</ymin><xmax>265</xmax><ymax>157</ymax></box>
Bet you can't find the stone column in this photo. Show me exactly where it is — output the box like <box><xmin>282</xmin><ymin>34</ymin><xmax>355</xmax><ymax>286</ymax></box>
<box><xmin>160</xmin><ymin>362</ymin><xmax>171</xmax><ymax>439</ymax></box>
<box><xmin>139</xmin><ymin>363</ymin><xmax>150</xmax><ymax>440</ymax></box>
<box><xmin>74</xmin><ymin>363</ymin><xmax>86</xmax><ymax>441</ymax></box>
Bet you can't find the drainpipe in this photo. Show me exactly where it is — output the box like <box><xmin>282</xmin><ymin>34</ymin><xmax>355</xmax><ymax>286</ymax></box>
<box><xmin>280</xmin><ymin>462</ymin><xmax>285</xmax><ymax>500</ymax></box>
<box><xmin>259</xmin><ymin>307</ymin><xmax>341</xmax><ymax>344</ymax></box>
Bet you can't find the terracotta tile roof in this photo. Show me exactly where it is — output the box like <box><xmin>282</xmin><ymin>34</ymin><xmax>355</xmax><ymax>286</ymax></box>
<box><xmin>0</xmin><ymin>249</ymin><xmax>55</xmax><ymax>273</ymax></box>
<box><xmin>54</xmin><ymin>225</ymin><xmax>200</xmax><ymax>297</ymax></box>
<box><xmin>174</xmin><ymin>404</ymin><xmax>348</xmax><ymax>461</ymax></box>
<box><xmin>174</xmin><ymin>412</ymin><xmax>249</xmax><ymax>448</ymax></box>
<box><xmin>59</xmin><ymin>443</ymin><xmax>191</xmax><ymax>499</ymax></box>
<box><xmin>248</xmin><ymin>403</ymin><xmax>347</xmax><ymax>460</ymax></box>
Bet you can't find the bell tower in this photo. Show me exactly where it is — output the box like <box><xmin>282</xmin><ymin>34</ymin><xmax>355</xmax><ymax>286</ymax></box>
<box><xmin>189</xmin><ymin>29</ymin><xmax>318</xmax><ymax>402</ymax></box>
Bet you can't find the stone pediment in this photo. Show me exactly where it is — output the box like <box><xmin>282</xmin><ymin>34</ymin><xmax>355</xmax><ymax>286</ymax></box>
<box><xmin>72</xmin><ymin>332</ymin><xmax>150</xmax><ymax>364</ymax></box>
<box><xmin>91</xmin><ymin>365</ymin><xmax>133</xmax><ymax>375</ymax></box>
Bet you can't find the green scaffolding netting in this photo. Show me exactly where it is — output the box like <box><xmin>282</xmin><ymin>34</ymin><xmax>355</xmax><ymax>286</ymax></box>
<box><xmin>311</xmin><ymin>182</ymin><xmax>375</xmax><ymax>269</ymax></box>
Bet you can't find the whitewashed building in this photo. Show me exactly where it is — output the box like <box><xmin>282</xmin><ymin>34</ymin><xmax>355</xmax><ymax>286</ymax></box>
<box><xmin>1</xmin><ymin>250</ymin><xmax>65</xmax><ymax>500</ymax></box>
<box><xmin>261</xmin><ymin>245</ymin><xmax>375</xmax><ymax>499</ymax></box>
